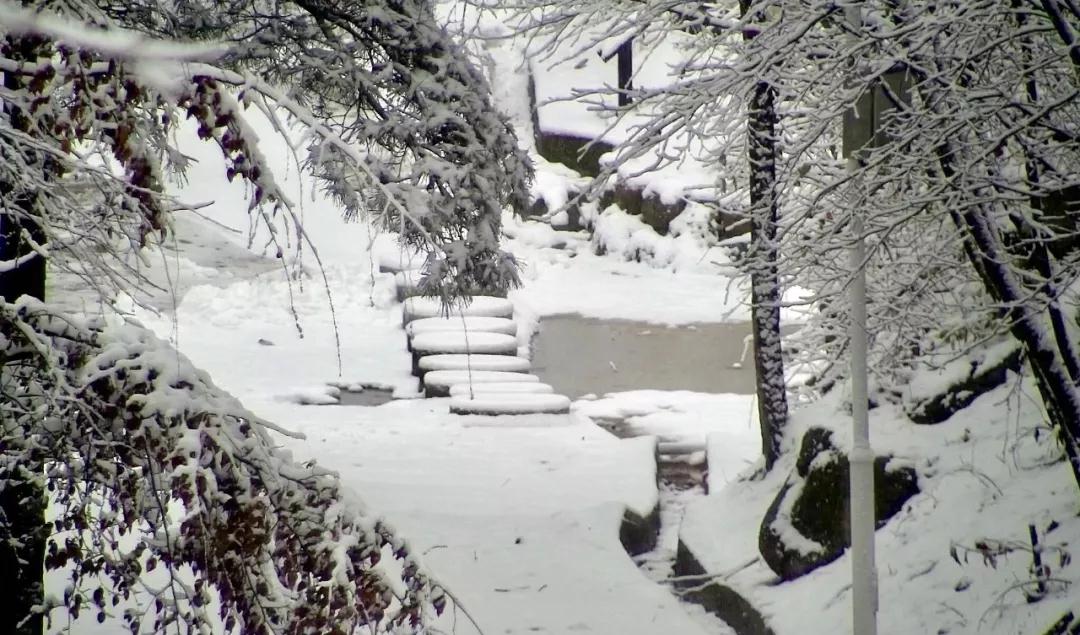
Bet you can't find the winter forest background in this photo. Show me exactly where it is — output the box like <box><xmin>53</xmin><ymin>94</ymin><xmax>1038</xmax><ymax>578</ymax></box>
<box><xmin>1</xmin><ymin>0</ymin><xmax>1079</xmax><ymax>634</ymax></box>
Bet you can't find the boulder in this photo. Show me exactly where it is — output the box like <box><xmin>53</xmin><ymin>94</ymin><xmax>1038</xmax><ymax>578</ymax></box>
<box><xmin>905</xmin><ymin>345</ymin><xmax>1022</xmax><ymax>424</ymax></box>
<box><xmin>759</xmin><ymin>427</ymin><xmax>919</xmax><ymax>580</ymax></box>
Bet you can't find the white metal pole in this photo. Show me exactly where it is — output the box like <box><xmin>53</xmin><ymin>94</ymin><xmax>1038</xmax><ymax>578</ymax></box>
<box><xmin>844</xmin><ymin>4</ymin><xmax>878</xmax><ymax>635</ymax></box>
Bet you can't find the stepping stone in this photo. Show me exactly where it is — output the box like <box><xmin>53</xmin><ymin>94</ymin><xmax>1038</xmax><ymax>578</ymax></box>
<box><xmin>402</xmin><ymin>295</ymin><xmax>514</xmax><ymax>326</ymax></box>
<box><xmin>416</xmin><ymin>354</ymin><xmax>531</xmax><ymax>380</ymax></box>
<box><xmin>410</xmin><ymin>331</ymin><xmax>518</xmax><ymax>375</ymax></box>
<box><xmin>405</xmin><ymin>316</ymin><xmax>517</xmax><ymax>351</ymax></box>
<box><xmin>448</xmin><ymin>382</ymin><xmax>555</xmax><ymax>396</ymax></box>
<box><xmin>449</xmin><ymin>393</ymin><xmax>572</xmax><ymax>415</ymax></box>
<box><xmin>423</xmin><ymin>370</ymin><xmax>539</xmax><ymax>398</ymax></box>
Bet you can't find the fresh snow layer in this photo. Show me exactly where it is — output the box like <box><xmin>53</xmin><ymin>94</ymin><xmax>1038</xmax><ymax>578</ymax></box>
<box><xmin>573</xmin><ymin>390</ymin><xmax>760</xmax><ymax>483</ymax></box>
<box><xmin>402</xmin><ymin>295</ymin><xmax>514</xmax><ymax>323</ymax></box>
<box><xmin>449</xmin><ymin>393</ymin><xmax>572</xmax><ymax>415</ymax></box>
<box><xmin>418</xmin><ymin>353</ymin><xmax>532</xmax><ymax>374</ymax></box>
<box><xmin>449</xmin><ymin>382</ymin><xmax>555</xmax><ymax>396</ymax></box>
<box><xmin>411</xmin><ymin>331</ymin><xmax>518</xmax><ymax>355</ymax></box>
<box><xmin>405</xmin><ymin>315</ymin><xmax>518</xmax><ymax>338</ymax></box>
<box><xmin>680</xmin><ymin>386</ymin><xmax>1080</xmax><ymax>635</ymax></box>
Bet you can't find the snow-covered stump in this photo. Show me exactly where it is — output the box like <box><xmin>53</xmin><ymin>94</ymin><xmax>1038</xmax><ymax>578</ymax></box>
<box><xmin>404</xmin><ymin>316</ymin><xmax>517</xmax><ymax>352</ymax></box>
<box><xmin>401</xmin><ymin>296</ymin><xmax>514</xmax><ymax>327</ymax></box>
<box><xmin>448</xmin><ymin>382</ymin><xmax>555</xmax><ymax>396</ymax></box>
<box><xmin>448</xmin><ymin>393</ymin><xmax>571</xmax><ymax>415</ymax></box>
<box><xmin>415</xmin><ymin>353</ymin><xmax>531</xmax><ymax>380</ymax></box>
<box><xmin>410</xmin><ymin>332</ymin><xmax>518</xmax><ymax>376</ymax></box>
<box><xmin>422</xmin><ymin>370</ymin><xmax>540</xmax><ymax>398</ymax></box>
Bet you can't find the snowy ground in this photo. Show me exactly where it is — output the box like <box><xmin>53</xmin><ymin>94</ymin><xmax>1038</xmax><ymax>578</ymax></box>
<box><xmin>107</xmin><ymin>207</ymin><xmax>757</xmax><ymax>635</ymax></box>
<box><xmin>46</xmin><ymin>7</ymin><xmax>1080</xmax><ymax>632</ymax></box>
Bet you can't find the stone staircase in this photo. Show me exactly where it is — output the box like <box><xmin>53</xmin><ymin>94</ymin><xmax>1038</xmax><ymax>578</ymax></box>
<box><xmin>388</xmin><ymin>264</ymin><xmax>572</xmax><ymax>416</ymax></box>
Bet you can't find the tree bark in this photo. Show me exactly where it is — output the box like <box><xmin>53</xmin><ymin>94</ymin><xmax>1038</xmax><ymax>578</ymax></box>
<box><xmin>740</xmin><ymin>0</ymin><xmax>789</xmax><ymax>471</ymax></box>
<box><xmin>0</xmin><ymin>33</ymin><xmax>49</xmax><ymax>635</ymax></box>
<box><xmin>935</xmin><ymin>141</ymin><xmax>1080</xmax><ymax>489</ymax></box>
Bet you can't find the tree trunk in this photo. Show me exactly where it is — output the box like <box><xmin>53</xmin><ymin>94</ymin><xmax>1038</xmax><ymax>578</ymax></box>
<box><xmin>740</xmin><ymin>0</ymin><xmax>789</xmax><ymax>470</ymax></box>
<box><xmin>746</xmin><ymin>79</ymin><xmax>788</xmax><ymax>471</ymax></box>
<box><xmin>935</xmin><ymin>141</ymin><xmax>1080</xmax><ymax>489</ymax></box>
<box><xmin>0</xmin><ymin>32</ymin><xmax>49</xmax><ymax>635</ymax></box>
<box><xmin>0</xmin><ymin>467</ymin><xmax>47</xmax><ymax>635</ymax></box>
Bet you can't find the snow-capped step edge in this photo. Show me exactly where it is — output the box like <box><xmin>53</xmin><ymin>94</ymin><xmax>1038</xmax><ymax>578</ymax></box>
<box><xmin>415</xmin><ymin>354</ymin><xmax>532</xmax><ymax>379</ymax></box>
<box><xmin>447</xmin><ymin>382</ymin><xmax>555</xmax><ymax>396</ymax></box>
<box><xmin>402</xmin><ymin>295</ymin><xmax>514</xmax><ymax>326</ymax></box>
<box><xmin>448</xmin><ymin>393</ymin><xmax>572</xmax><ymax>415</ymax></box>
<box><xmin>404</xmin><ymin>316</ymin><xmax>517</xmax><ymax>351</ymax></box>
<box><xmin>672</xmin><ymin>540</ymin><xmax>773</xmax><ymax>635</ymax></box>
<box><xmin>411</xmin><ymin>331</ymin><xmax>518</xmax><ymax>353</ymax></box>
<box><xmin>423</xmin><ymin>370</ymin><xmax>540</xmax><ymax>398</ymax></box>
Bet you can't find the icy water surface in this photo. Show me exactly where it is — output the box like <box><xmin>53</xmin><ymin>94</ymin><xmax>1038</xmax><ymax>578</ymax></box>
<box><xmin>530</xmin><ymin>315</ymin><xmax>758</xmax><ymax>397</ymax></box>
<box><xmin>336</xmin><ymin>387</ymin><xmax>396</xmax><ymax>406</ymax></box>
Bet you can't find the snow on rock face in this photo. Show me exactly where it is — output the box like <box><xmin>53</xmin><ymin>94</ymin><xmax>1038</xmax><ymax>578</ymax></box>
<box><xmin>417</xmin><ymin>354</ymin><xmax>531</xmax><ymax>376</ymax></box>
<box><xmin>758</xmin><ymin>427</ymin><xmax>920</xmax><ymax>581</ymax></box>
<box><xmin>402</xmin><ymin>295</ymin><xmax>514</xmax><ymax>325</ymax></box>
<box><xmin>423</xmin><ymin>370</ymin><xmax>540</xmax><ymax>397</ymax></box>
<box><xmin>410</xmin><ymin>331</ymin><xmax>518</xmax><ymax>356</ymax></box>
<box><xmin>405</xmin><ymin>315</ymin><xmax>517</xmax><ymax>338</ymax></box>
<box><xmin>449</xmin><ymin>393</ymin><xmax>572</xmax><ymax>415</ymax></box>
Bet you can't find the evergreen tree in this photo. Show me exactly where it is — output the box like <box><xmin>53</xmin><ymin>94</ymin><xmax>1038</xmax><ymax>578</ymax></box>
<box><xmin>0</xmin><ymin>0</ymin><xmax>529</xmax><ymax>631</ymax></box>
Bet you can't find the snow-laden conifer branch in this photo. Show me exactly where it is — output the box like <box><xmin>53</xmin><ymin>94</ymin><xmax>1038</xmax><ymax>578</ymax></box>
<box><xmin>2</xmin><ymin>297</ymin><xmax>446</xmax><ymax>632</ymax></box>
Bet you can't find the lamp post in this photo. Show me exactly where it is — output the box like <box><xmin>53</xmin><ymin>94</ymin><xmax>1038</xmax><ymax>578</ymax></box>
<box><xmin>842</xmin><ymin>3</ymin><xmax>877</xmax><ymax>634</ymax></box>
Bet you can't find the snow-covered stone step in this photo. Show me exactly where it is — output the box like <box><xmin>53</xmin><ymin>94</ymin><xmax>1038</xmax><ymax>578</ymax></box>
<box><xmin>405</xmin><ymin>316</ymin><xmax>517</xmax><ymax>351</ymax></box>
<box><xmin>423</xmin><ymin>370</ymin><xmax>540</xmax><ymax>398</ymax></box>
<box><xmin>449</xmin><ymin>393</ymin><xmax>572</xmax><ymax>415</ymax></box>
<box><xmin>416</xmin><ymin>353</ymin><xmax>531</xmax><ymax>379</ymax></box>
<box><xmin>402</xmin><ymin>295</ymin><xmax>514</xmax><ymax>326</ymax></box>
<box><xmin>411</xmin><ymin>331</ymin><xmax>518</xmax><ymax>375</ymax></box>
<box><xmin>448</xmin><ymin>382</ymin><xmax>555</xmax><ymax>396</ymax></box>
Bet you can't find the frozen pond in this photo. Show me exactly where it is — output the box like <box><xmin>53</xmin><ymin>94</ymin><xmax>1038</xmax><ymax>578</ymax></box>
<box><xmin>530</xmin><ymin>314</ymin><xmax>759</xmax><ymax>398</ymax></box>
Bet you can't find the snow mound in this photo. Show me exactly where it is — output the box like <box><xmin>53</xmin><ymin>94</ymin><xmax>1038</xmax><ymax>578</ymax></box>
<box><xmin>418</xmin><ymin>354</ymin><xmax>531</xmax><ymax>375</ymax></box>
<box><xmin>403</xmin><ymin>295</ymin><xmax>514</xmax><ymax>324</ymax></box>
<box><xmin>405</xmin><ymin>315</ymin><xmax>517</xmax><ymax>338</ymax></box>
<box><xmin>411</xmin><ymin>331</ymin><xmax>518</xmax><ymax>356</ymax></box>
<box><xmin>449</xmin><ymin>393</ymin><xmax>572</xmax><ymax>415</ymax></box>
<box><xmin>448</xmin><ymin>382</ymin><xmax>555</xmax><ymax>396</ymax></box>
<box><xmin>423</xmin><ymin>370</ymin><xmax>540</xmax><ymax>397</ymax></box>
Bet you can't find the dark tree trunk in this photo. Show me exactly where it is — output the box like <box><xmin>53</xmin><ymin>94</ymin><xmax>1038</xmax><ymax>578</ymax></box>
<box><xmin>935</xmin><ymin>141</ymin><xmax>1080</xmax><ymax>490</ymax></box>
<box><xmin>0</xmin><ymin>468</ymin><xmax>47</xmax><ymax>635</ymax></box>
<box><xmin>1</xmin><ymin>33</ymin><xmax>49</xmax><ymax>635</ymax></box>
<box><xmin>1006</xmin><ymin>1</ymin><xmax>1080</xmax><ymax>383</ymax></box>
<box><xmin>741</xmin><ymin>0</ymin><xmax>789</xmax><ymax>470</ymax></box>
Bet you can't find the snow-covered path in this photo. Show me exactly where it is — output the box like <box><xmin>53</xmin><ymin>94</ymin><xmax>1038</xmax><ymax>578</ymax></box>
<box><xmin>122</xmin><ymin>207</ymin><xmax>757</xmax><ymax>634</ymax></box>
